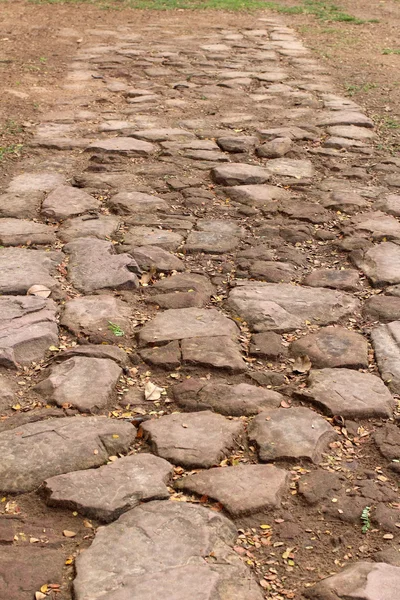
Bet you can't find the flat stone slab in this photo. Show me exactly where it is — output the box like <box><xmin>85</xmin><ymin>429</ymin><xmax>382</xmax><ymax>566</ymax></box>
<box><xmin>374</xmin><ymin>423</ymin><xmax>400</xmax><ymax>463</ymax></box>
<box><xmin>211</xmin><ymin>163</ymin><xmax>271</xmax><ymax>186</ymax></box>
<box><xmin>132</xmin><ymin>245</ymin><xmax>184</xmax><ymax>272</ymax></box>
<box><xmin>64</xmin><ymin>238</ymin><xmax>139</xmax><ymax>293</ymax></box>
<box><xmin>55</xmin><ymin>344</ymin><xmax>129</xmax><ymax>367</ymax></box>
<box><xmin>130</xmin><ymin>128</ymin><xmax>196</xmax><ymax>141</ymax></box>
<box><xmin>175</xmin><ymin>464</ymin><xmax>289</xmax><ymax>516</ymax></box>
<box><xmin>317</xmin><ymin>111</ymin><xmax>374</xmax><ymax>128</ymax></box>
<box><xmin>73</xmin><ymin>501</ymin><xmax>263</xmax><ymax>600</ymax></box>
<box><xmin>121</xmin><ymin>226</ymin><xmax>184</xmax><ymax>251</ymax></box>
<box><xmin>86</xmin><ymin>137</ymin><xmax>156</xmax><ymax>156</ymax></box>
<box><xmin>109</xmin><ymin>191</ymin><xmax>168</xmax><ymax>214</ymax></box>
<box><xmin>185</xmin><ymin>230</ymin><xmax>239</xmax><ymax>253</ymax></box>
<box><xmin>0</xmin><ymin>296</ymin><xmax>58</xmax><ymax>367</ymax></box>
<box><xmin>224</xmin><ymin>184</ymin><xmax>290</xmax><ymax>207</ymax></box>
<box><xmin>34</xmin><ymin>356</ymin><xmax>122</xmax><ymax>412</ymax></box>
<box><xmin>181</xmin><ymin>336</ymin><xmax>246</xmax><ymax>372</ymax></box>
<box><xmin>0</xmin><ymin>247</ymin><xmax>62</xmax><ymax>294</ymax></box>
<box><xmin>375</xmin><ymin>194</ymin><xmax>400</xmax><ymax>217</ymax></box>
<box><xmin>141</xmin><ymin>410</ymin><xmax>244</xmax><ymax>468</ymax></box>
<box><xmin>0</xmin><ymin>218</ymin><xmax>56</xmax><ymax>245</ymax></box>
<box><xmin>42</xmin><ymin>185</ymin><xmax>100</xmax><ymax>220</ymax></box>
<box><xmin>327</xmin><ymin>125</ymin><xmax>376</xmax><ymax>140</ymax></box>
<box><xmin>139</xmin><ymin>307</ymin><xmax>238</xmax><ymax>345</ymax></box>
<box><xmin>299</xmin><ymin>368</ymin><xmax>394</xmax><ymax>418</ymax></box>
<box><xmin>290</xmin><ymin>326</ymin><xmax>368</xmax><ymax>368</ymax></box>
<box><xmin>350</xmin><ymin>212</ymin><xmax>400</xmax><ymax>241</ymax></box>
<box><xmin>147</xmin><ymin>273</ymin><xmax>213</xmax><ymax>309</ymax></box>
<box><xmin>372</xmin><ymin>321</ymin><xmax>400</xmax><ymax>393</ymax></box>
<box><xmin>59</xmin><ymin>214</ymin><xmax>121</xmax><ymax>242</ymax></box>
<box><xmin>7</xmin><ymin>172</ymin><xmax>65</xmax><ymax>193</ymax></box>
<box><xmin>305</xmin><ymin>562</ymin><xmax>400</xmax><ymax>600</ymax></box>
<box><xmin>228</xmin><ymin>282</ymin><xmax>360</xmax><ymax>332</ymax></box>
<box><xmin>0</xmin><ymin>191</ymin><xmax>42</xmax><ymax>219</ymax></box>
<box><xmin>44</xmin><ymin>454</ymin><xmax>172</xmax><ymax>522</ymax></box>
<box><xmin>264</xmin><ymin>158</ymin><xmax>314</xmax><ymax>178</ymax></box>
<box><xmin>61</xmin><ymin>294</ymin><xmax>132</xmax><ymax>343</ymax></box>
<box><xmin>303</xmin><ymin>268</ymin><xmax>360</xmax><ymax>291</ymax></box>
<box><xmin>364</xmin><ymin>295</ymin><xmax>400</xmax><ymax>322</ymax></box>
<box><xmin>0</xmin><ymin>416</ymin><xmax>135</xmax><ymax>492</ymax></box>
<box><xmin>352</xmin><ymin>242</ymin><xmax>400</xmax><ymax>286</ymax></box>
<box><xmin>173</xmin><ymin>377</ymin><xmax>284</xmax><ymax>416</ymax></box>
<box><xmin>248</xmin><ymin>407</ymin><xmax>336</xmax><ymax>463</ymax></box>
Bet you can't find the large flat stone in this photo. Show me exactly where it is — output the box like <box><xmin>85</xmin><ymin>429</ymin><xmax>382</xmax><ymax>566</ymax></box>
<box><xmin>317</xmin><ymin>111</ymin><xmax>374</xmax><ymax>128</ymax></box>
<box><xmin>130</xmin><ymin>128</ymin><xmax>196</xmax><ymax>141</ymax></box>
<box><xmin>173</xmin><ymin>377</ymin><xmax>284</xmax><ymax>416</ymax></box>
<box><xmin>264</xmin><ymin>158</ymin><xmax>314</xmax><ymax>178</ymax></box>
<box><xmin>34</xmin><ymin>356</ymin><xmax>122</xmax><ymax>412</ymax></box>
<box><xmin>73</xmin><ymin>501</ymin><xmax>263</xmax><ymax>600</ymax></box>
<box><xmin>290</xmin><ymin>326</ymin><xmax>368</xmax><ymax>368</ymax></box>
<box><xmin>147</xmin><ymin>273</ymin><xmax>213</xmax><ymax>309</ymax></box>
<box><xmin>42</xmin><ymin>185</ymin><xmax>100</xmax><ymax>220</ymax></box>
<box><xmin>121</xmin><ymin>226</ymin><xmax>184</xmax><ymax>251</ymax></box>
<box><xmin>61</xmin><ymin>295</ymin><xmax>132</xmax><ymax>343</ymax></box>
<box><xmin>0</xmin><ymin>247</ymin><xmax>62</xmax><ymax>294</ymax></box>
<box><xmin>211</xmin><ymin>163</ymin><xmax>271</xmax><ymax>186</ymax></box>
<box><xmin>0</xmin><ymin>416</ymin><xmax>135</xmax><ymax>492</ymax></box>
<box><xmin>109</xmin><ymin>191</ymin><xmax>168</xmax><ymax>215</ymax></box>
<box><xmin>352</xmin><ymin>242</ymin><xmax>400</xmax><ymax>286</ymax></box>
<box><xmin>305</xmin><ymin>562</ymin><xmax>400</xmax><ymax>600</ymax></box>
<box><xmin>248</xmin><ymin>407</ymin><xmax>336</xmax><ymax>463</ymax></box>
<box><xmin>141</xmin><ymin>411</ymin><xmax>244</xmax><ymax>468</ymax></box>
<box><xmin>138</xmin><ymin>307</ymin><xmax>238</xmax><ymax>345</ymax></box>
<box><xmin>181</xmin><ymin>336</ymin><xmax>246</xmax><ymax>372</ymax></box>
<box><xmin>64</xmin><ymin>238</ymin><xmax>139</xmax><ymax>292</ymax></box>
<box><xmin>0</xmin><ymin>296</ymin><xmax>58</xmax><ymax>367</ymax></box>
<box><xmin>59</xmin><ymin>214</ymin><xmax>121</xmax><ymax>242</ymax></box>
<box><xmin>224</xmin><ymin>184</ymin><xmax>290</xmax><ymax>207</ymax></box>
<box><xmin>0</xmin><ymin>192</ymin><xmax>42</xmax><ymax>219</ymax></box>
<box><xmin>7</xmin><ymin>172</ymin><xmax>65</xmax><ymax>193</ymax></box>
<box><xmin>228</xmin><ymin>282</ymin><xmax>360</xmax><ymax>332</ymax></box>
<box><xmin>132</xmin><ymin>245</ymin><xmax>184</xmax><ymax>272</ymax></box>
<box><xmin>175</xmin><ymin>464</ymin><xmax>289</xmax><ymax>516</ymax></box>
<box><xmin>44</xmin><ymin>454</ymin><xmax>173</xmax><ymax>522</ymax></box>
<box><xmin>299</xmin><ymin>368</ymin><xmax>394</xmax><ymax>418</ymax></box>
<box><xmin>0</xmin><ymin>218</ymin><xmax>56</xmax><ymax>245</ymax></box>
<box><xmin>372</xmin><ymin>321</ymin><xmax>400</xmax><ymax>393</ymax></box>
<box><xmin>86</xmin><ymin>137</ymin><xmax>156</xmax><ymax>156</ymax></box>
<box><xmin>185</xmin><ymin>230</ymin><xmax>239</xmax><ymax>253</ymax></box>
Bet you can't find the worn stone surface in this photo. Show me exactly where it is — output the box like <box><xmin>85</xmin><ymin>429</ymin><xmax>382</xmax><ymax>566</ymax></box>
<box><xmin>0</xmin><ymin>191</ymin><xmax>43</xmax><ymax>219</ymax></box>
<box><xmin>121</xmin><ymin>226</ymin><xmax>184</xmax><ymax>251</ymax></box>
<box><xmin>7</xmin><ymin>172</ymin><xmax>65</xmax><ymax>194</ymax></box>
<box><xmin>175</xmin><ymin>464</ymin><xmax>289</xmax><ymax>516</ymax></box>
<box><xmin>181</xmin><ymin>336</ymin><xmax>246</xmax><ymax>372</ymax></box>
<box><xmin>147</xmin><ymin>273</ymin><xmax>213</xmax><ymax>309</ymax></box>
<box><xmin>352</xmin><ymin>242</ymin><xmax>400</xmax><ymax>286</ymax></box>
<box><xmin>257</xmin><ymin>137</ymin><xmax>292</xmax><ymax>158</ymax></box>
<box><xmin>139</xmin><ymin>307</ymin><xmax>238</xmax><ymax>345</ymax></box>
<box><xmin>0</xmin><ymin>218</ymin><xmax>56</xmax><ymax>245</ymax></box>
<box><xmin>250</xmin><ymin>331</ymin><xmax>287</xmax><ymax>358</ymax></box>
<box><xmin>228</xmin><ymin>282</ymin><xmax>360</xmax><ymax>332</ymax></box>
<box><xmin>142</xmin><ymin>411</ymin><xmax>244</xmax><ymax>468</ymax></box>
<box><xmin>372</xmin><ymin>321</ymin><xmax>400</xmax><ymax>393</ymax></box>
<box><xmin>132</xmin><ymin>245</ymin><xmax>184</xmax><ymax>272</ymax></box>
<box><xmin>64</xmin><ymin>238</ymin><xmax>139</xmax><ymax>292</ymax></box>
<box><xmin>303</xmin><ymin>269</ymin><xmax>360</xmax><ymax>291</ymax></box>
<box><xmin>42</xmin><ymin>185</ymin><xmax>100</xmax><ymax>220</ymax></box>
<box><xmin>299</xmin><ymin>368</ymin><xmax>394</xmax><ymax>418</ymax></box>
<box><xmin>211</xmin><ymin>163</ymin><xmax>271</xmax><ymax>186</ymax></box>
<box><xmin>0</xmin><ymin>296</ymin><xmax>58</xmax><ymax>367</ymax></box>
<box><xmin>248</xmin><ymin>407</ymin><xmax>336</xmax><ymax>463</ymax></box>
<box><xmin>374</xmin><ymin>423</ymin><xmax>400</xmax><ymax>460</ymax></box>
<box><xmin>109</xmin><ymin>191</ymin><xmax>168</xmax><ymax>214</ymax></box>
<box><xmin>173</xmin><ymin>378</ymin><xmax>284</xmax><ymax>416</ymax></box>
<box><xmin>290</xmin><ymin>327</ymin><xmax>368</xmax><ymax>368</ymax></box>
<box><xmin>264</xmin><ymin>158</ymin><xmax>313</xmax><ymax>178</ymax></box>
<box><xmin>0</xmin><ymin>247</ymin><xmax>62</xmax><ymax>294</ymax></box>
<box><xmin>305</xmin><ymin>562</ymin><xmax>400</xmax><ymax>600</ymax></box>
<box><xmin>59</xmin><ymin>215</ymin><xmax>121</xmax><ymax>242</ymax></box>
<box><xmin>34</xmin><ymin>356</ymin><xmax>122</xmax><ymax>412</ymax></box>
<box><xmin>61</xmin><ymin>295</ymin><xmax>132</xmax><ymax>343</ymax></box>
<box><xmin>364</xmin><ymin>295</ymin><xmax>400</xmax><ymax>322</ymax></box>
<box><xmin>0</xmin><ymin>416</ymin><xmax>135</xmax><ymax>492</ymax></box>
<box><xmin>73</xmin><ymin>501</ymin><xmax>263</xmax><ymax>600</ymax></box>
<box><xmin>55</xmin><ymin>344</ymin><xmax>129</xmax><ymax>367</ymax></box>
<box><xmin>44</xmin><ymin>454</ymin><xmax>172</xmax><ymax>522</ymax></box>
<box><xmin>86</xmin><ymin>137</ymin><xmax>156</xmax><ymax>155</ymax></box>
<box><xmin>224</xmin><ymin>184</ymin><xmax>290</xmax><ymax>207</ymax></box>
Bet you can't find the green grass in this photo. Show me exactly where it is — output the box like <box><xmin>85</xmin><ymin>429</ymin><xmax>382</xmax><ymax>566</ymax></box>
<box><xmin>344</xmin><ymin>82</ymin><xmax>378</xmax><ymax>97</ymax></box>
<box><xmin>383</xmin><ymin>48</ymin><xmax>400</xmax><ymax>55</ymax></box>
<box><xmin>0</xmin><ymin>144</ymin><xmax>23</xmax><ymax>161</ymax></box>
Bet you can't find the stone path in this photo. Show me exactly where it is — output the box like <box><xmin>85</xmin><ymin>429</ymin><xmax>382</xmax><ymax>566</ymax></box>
<box><xmin>0</xmin><ymin>12</ymin><xmax>399</xmax><ymax>600</ymax></box>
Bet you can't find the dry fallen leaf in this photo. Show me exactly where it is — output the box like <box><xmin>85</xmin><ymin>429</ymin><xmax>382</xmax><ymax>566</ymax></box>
<box><xmin>292</xmin><ymin>354</ymin><xmax>312</xmax><ymax>374</ymax></box>
<box><xmin>63</xmin><ymin>530</ymin><xmax>76</xmax><ymax>538</ymax></box>
<box><xmin>27</xmin><ymin>284</ymin><xmax>51</xmax><ymax>298</ymax></box>
<box><xmin>35</xmin><ymin>593</ymin><xmax>46</xmax><ymax>600</ymax></box>
<box><xmin>144</xmin><ymin>381</ymin><xmax>164</xmax><ymax>401</ymax></box>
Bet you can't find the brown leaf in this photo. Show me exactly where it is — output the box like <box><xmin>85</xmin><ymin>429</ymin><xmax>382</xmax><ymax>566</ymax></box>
<box><xmin>63</xmin><ymin>530</ymin><xmax>76</xmax><ymax>538</ymax></box>
<box><xmin>27</xmin><ymin>284</ymin><xmax>51</xmax><ymax>298</ymax></box>
<box><xmin>292</xmin><ymin>354</ymin><xmax>312</xmax><ymax>374</ymax></box>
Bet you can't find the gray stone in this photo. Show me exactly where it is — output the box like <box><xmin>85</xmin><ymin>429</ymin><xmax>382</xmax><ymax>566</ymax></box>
<box><xmin>185</xmin><ymin>149</ymin><xmax>229</xmax><ymax>162</ymax></box>
<box><xmin>181</xmin><ymin>336</ymin><xmax>246</xmax><ymax>372</ymax></box>
<box><xmin>35</xmin><ymin>357</ymin><xmax>122</xmax><ymax>412</ymax></box>
<box><xmin>0</xmin><ymin>192</ymin><xmax>42</xmax><ymax>219</ymax></box>
<box><xmin>44</xmin><ymin>454</ymin><xmax>172</xmax><ymax>522</ymax></box>
<box><xmin>7</xmin><ymin>172</ymin><xmax>65</xmax><ymax>193</ymax></box>
<box><xmin>121</xmin><ymin>227</ymin><xmax>184</xmax><ymax>251</ymax></box>
<box><xmin>185</xmin><ymin>230</ymin><xmax>239</xmax><ymax>253</ymax></box>
<box><xmin>364</xmin><ymin>295</ymin><xmax>400</xmax><ymax>322</ymax></box>
<box><xmin>351</xmin><ymin>212</ymin><xmax>400</xmax><ymax>241</ymax></box>
<box><xmin>73</xmin><ymin>501</ymin><xmax>263</xmax><ymax>600</ymax></box>
<box><xmin>323</xmin><ymin>190</ymin><xmax>369</xmax><ymax>213</ymax></box>
<box><xmin>139</xmin><ymin>340</ymin><xmax>181</xmax><ymax>368</ymax></box>
<box><xmin>305</xmin><ymin>562</ymin><xmax>400</xmax><ymax>600</ymax></box>
<box><xmin>42</xmin><ymin>185</ymin><xmax>100</xmax><ymax>220</ymax></box>
<box><xmin>224</xmin><ymin>184</ymin><xmax>290</xmax><ymax>207</ymax></box>
<box><xmin>142</xmin><ymin>411</ymin><xmax>244</xmax><ymax>468</ymax></box>
<box><xmin>0</xmin><ymin>416</ymin><xmax>135</xmax><ymax>492</ymax></box>
<box><xmin>0</xmin><ymin>218</ymin><xmax>56</xmax><ymax>245</ymax></box>
<box><xmin>290</xmin><ymin>327</ymin><xmax>368</xmax><ymax>368</ymax></box>
<box><xmin>352</xmin><ymin>242</ymin><xmax>400</xmax><ymax>286</ymax></box>
<box><xmin>256</xmin><ymin>137</ymin><xmax>292</xmax><ymax>158</ymax></box>
<box><xmin>0</xmin><ymin>247</ymin><xmax>62</xmax><ymax>294</ymax></box>
<box><xmin>211</xmin><ymin>163</ymin><xmax>271</xmax><ymax>186</ymax></box>
<box><xmin>130</xmin><ymin>128</ymin><xmax>195</xmax><ymax>141</ymax></box>
<box><xmin>0</xmin><ymin>375</ymin><xmax>15</xmax><ymax>412</ymax></box>
<box><xmin>61</xmin><ymin>295</ymin><xmax>132</xmax><ymax>343</ymax></box>
<box><xmin>173</xmin><ymin>377</ymin><xmax>284</xmax><ymax>416</ymax></box>
<box><xmin>317</xmin><ymin>111</ymin><xmax>374</xmax><ymax>128</ymax></box>
<box><xmin>64</xmin><ymin>238</ymin><xmax>139</xmax><ymax>293</ymax></box>
<box><xmin>132</xmin><ymin>245</ymin><xmax>184</xmax><ymax>272</ymax></box>
<box><xmin>175</xmin><ymin>464</ymin><xmax>289</xmax><ymax>516</ymax></box>
<box><xmin>374</xmin><ymin>423</ymin><xmax>400</xmax><ymax>460</ymax></box>
<box><xmin>249</xmin><ymin>407</ymin><xmax>336</xmax><ymax>463</ymax></box>
<box><xmin>250</xmin><ymin>331</ymin><xmax>287</xmax><ymax>358</ymax></box>
<box><xmin>228</xmin><ymin>282</ymin><xmax>360</xmax><ymax>332</ymax></box>
<box><xmin>264</xmin><ymin>158</ymin><xmax>313</xmax><ymax>178</ymax></box>
<box><xmin>138</xmin><ymin>307</ymin><xmax>238</xmax><ymax>345</ymax></box>
<box><xmin>299</xmin><ymin>368</ymin><xmax>394</xmax><ymax>418</ymax></box>
<box><xmin>375</xmin><ymin>194</ymin><xmax>400</xmax><ymax>217</ymax></box>
<box><xmin>59</xmin><ymin>215</ymin><xmax>121</xmax><ymax>242</ymax></box>
<box><xmin>217</xmin><ymin>136</ymin><xmax>257</xmax><ymax>152</ymax></box>
<box><xmin>0</xmin><ymin>296</ymin><xmax>58</xmax><ymax>367</ymax></box>
<box><xmin>86</xmin><ymin>137</ymin><xmax>156</xmax><ymax>156</ymax></box>
<box><xmin>303</xmin><ymin>269</ymin><xmax>360</xmax><ymax>291</ymax></box>
<box><xmin>327</xmin><ymin>125</ymin><xmax>376</xmax><ymax>140</ymax></box>
<box><xmin>245</xmin><ymin>260</ymin><xmax>297</xmax><ymax>283</ymax></box>
<box><xmin>259</xmin><ymin>126</ymin><xmax>318</xmax><ymax>141</ymax></box>
<box><xmin>372</xmin><ymin>321</ymin><xmax>400</xmax><ymax>392</ymax></box>
<box><xmin>55</xmin><ymin>344</ymin><xmax>129</xmax><ymax>367</ymax></box>
<box><xmin>148</xmin><ymin>273</ymin><xmax>213</xmax><ymax>309</ymax></box>
<box><xmin>109</xmin><ymin>191</ymin><xmax>168</xmax><ymax>215</ymax></box>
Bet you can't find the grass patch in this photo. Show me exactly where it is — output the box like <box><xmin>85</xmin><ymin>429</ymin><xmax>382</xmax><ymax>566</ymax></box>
<box><xmin>344</xmin><ymin>82</ymin><xmax>378</xmax><ymax>97</ymax></box>
<box><xmin>0</xmin><ymin>144</ymin><xmax>23</xmax><ymax>161</ymax></box>
<box><xmin>383</xmin><ymin>48</ymin><xmax>400</xmax><ymax>55</ymax></box>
